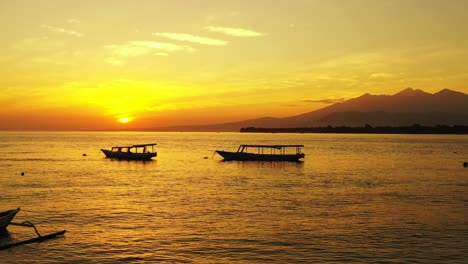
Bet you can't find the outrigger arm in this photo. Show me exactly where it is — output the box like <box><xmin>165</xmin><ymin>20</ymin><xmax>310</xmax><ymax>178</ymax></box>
<box><xmin>0</xmin><ymin>221</ymin><xmax>66</xmax><ymax>251</ymax></box>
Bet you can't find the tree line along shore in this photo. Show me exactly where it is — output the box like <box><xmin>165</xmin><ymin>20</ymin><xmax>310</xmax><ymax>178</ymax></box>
<box><xmin>240</xmin><ymin>124</ymin><xmax>468</xmax><ymax>134</ymax></box>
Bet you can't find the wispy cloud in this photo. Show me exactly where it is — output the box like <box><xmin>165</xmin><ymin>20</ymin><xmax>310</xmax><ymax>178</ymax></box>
<box><xmin>153</xmin><ymin>32</ymin><xmax>228</xmax><ymax>46</ymax></box>
<box><xmin>107</xmin><ymin>41</ymin><xmax>194</xmax><ymax>57</ymax></box>
<box><xmin>41</xmin><ymin>24</ymin><xmax>83</xmax><ymax>37</ymax></box>
<box><xmin>301</xmin><ymin>98</ymin><xmax>345</xmax><ymax>104</ymax></box>
<box><xmin>106</xmin><ymin>40</ymin><xmax>194</xmax><ymax>65</ymax></box>
<box><xmin>205</xmin><ymin>26</ymin><xmax>264</xmax><ymax>37</ymax></box>
<box><xmin>281</xmin><ymin>104</ymin><xmax>301</xmax><ymax>107</ymax></box>
<box><xmin>130</xmin><ymin>41</ymin><xmax>195</xmax><ymax>53</ymax></box>
<box><xmin>369</xmin><ymin>72</ymin><xmax>395</xmax><ymax>79</ymax></box>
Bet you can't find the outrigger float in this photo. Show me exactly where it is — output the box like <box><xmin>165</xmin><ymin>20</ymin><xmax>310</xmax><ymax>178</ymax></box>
<box><xmin>215</xmin><ymin>144</ymin><xmax>305</xmax><ymax>161</ymax></box>
<box><xmin>0</xmin><ymin>208</ymin><xmax>66</xmax><ymax>251</ymax></box>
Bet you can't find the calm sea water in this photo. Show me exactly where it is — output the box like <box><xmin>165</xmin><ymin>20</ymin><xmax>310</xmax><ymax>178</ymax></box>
<box><xmin>0</xmin><ymin>132</ymin><xmax>467</xmax><ymax>263</ymax></box>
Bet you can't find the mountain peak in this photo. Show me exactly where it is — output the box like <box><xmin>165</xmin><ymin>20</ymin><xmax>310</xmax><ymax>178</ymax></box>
<box><xmin>394</xmin><ymin>88</ymin><xmax>429</xmax><ymax>96</ymax></box>
<box><xmin>434</xmin><ymin>88</ymin><xmax>466</xmax><ymax>96</ymax></box>
<box><xmin>358</xmin><ymin>93</ymin><xmax>372</xmax><ymax>98</ymax></box>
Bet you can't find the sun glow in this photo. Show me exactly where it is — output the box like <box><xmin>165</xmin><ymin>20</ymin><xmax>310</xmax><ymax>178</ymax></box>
<box><xmin>1</xmin><ymin>1</ymin><xmax>467</xmax><ymax>131</ymax></box>
<box><xmin>118</xmin><ymin>117</ymin><xmax>130</xmax><ymax>123</ymax></box>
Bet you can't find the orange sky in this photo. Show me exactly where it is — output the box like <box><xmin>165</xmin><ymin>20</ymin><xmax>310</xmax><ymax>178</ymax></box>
<box><xmin>1</xmin><ymin>0</ymin><xmax>467</xmax><ymax>130</ymax></box>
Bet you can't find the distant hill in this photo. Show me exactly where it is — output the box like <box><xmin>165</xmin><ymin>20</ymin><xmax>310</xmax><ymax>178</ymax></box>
<box><xmin>148</xmin><ymin>88</ymin><xmax>468</xmax><ymax>131</ymax></box>
<box><xmin>278</xmin><ymin>88</ymin><xmax>468</xmax><ymax>127</ymax></box>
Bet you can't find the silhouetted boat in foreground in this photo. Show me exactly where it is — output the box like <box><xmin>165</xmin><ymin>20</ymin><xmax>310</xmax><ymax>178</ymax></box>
<box><xmin>101</xmin><ymin>143</ymin><xmax>157</xmax><ymax>161</ymax></box>
<box><xmin>215</xmin><ymin>144</ymin><xmax>305</xmax><ymax>161</ymax></box>
<box><xmin>0</xmin><ymin>208</ymin><xmax>20</xmax><ymax>233</ymax></box>
<box><xmin>0</xmin><ymin>208</ymin><xmax>66</xmax><ymax>250</ymax></box>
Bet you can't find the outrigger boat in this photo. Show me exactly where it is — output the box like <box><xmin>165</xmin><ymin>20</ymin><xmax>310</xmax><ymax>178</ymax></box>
<box><xmin>0</xmin><ymin>208</ymin><xmax>66</xmax><ymax>250</ymax></box>
<box><xmin>215</xmin><ymin>144</ymin><xmax>305</xmax><ymax>161</ymax></box>
<box><xmin>101</xmin><ymin>143</ymin><xmax>157</xmax><ymax>161</ymax></box>
<box><xmin>0</xmin><ymin>208</ymin><xmax>20</xmax><ymax>233</ymax></box>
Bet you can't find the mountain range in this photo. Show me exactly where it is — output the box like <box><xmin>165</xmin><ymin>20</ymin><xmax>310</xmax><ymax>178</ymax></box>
<box><xmin>148</xmin><ymin>88</ymin><xmax>468</xmax><ymax>131</ymax></box>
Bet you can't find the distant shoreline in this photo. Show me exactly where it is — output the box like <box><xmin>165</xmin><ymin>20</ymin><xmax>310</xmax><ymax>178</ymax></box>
<box><xmin>240</xmin><ymin>125</ymin><xmax>468</xmax><ymax>134</ymax></box>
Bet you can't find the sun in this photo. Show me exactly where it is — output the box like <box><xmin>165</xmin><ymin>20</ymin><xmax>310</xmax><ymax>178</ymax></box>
<box><xmin>118</xmin><ymin>117</ymin><xmax>130</xmax><ymax>124</ymax></box>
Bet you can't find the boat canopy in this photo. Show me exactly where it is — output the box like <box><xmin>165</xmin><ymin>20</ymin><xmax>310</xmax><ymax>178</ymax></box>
<box><xmin>236</xmin><ymin>144</ymin><xmax>304</xmax><ymax>154</ymax></box>
<box><xmin>239</xmin><ymin>144</ymin><xmax>304</xmax><ymax>148</ymax></box>
<box><xmin>111</xmin><ymin>143</ymin><xmax>157</xmax><ymax>148</ymax></box>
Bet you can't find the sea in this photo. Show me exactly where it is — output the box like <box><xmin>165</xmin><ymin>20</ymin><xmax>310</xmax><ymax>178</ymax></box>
<box><xmin>0</xmin><ymin>132</ymin><xmax>467</xmax><ymax>263</ymax></box>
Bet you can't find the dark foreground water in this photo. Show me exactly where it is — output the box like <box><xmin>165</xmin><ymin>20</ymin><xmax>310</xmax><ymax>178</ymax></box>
<box><xmin>0</xmin><ymin>132</ymin><xmax>467</xmax><ymax>263</ymax></box>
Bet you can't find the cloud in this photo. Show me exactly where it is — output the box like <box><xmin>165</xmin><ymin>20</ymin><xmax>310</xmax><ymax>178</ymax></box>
<box><xmin>153</xmin><ymin>32</ymin><xmax>228</xmax><ymax>46</ymax></box>
<box><xmin>108</xmin><ymin>41</ymin><xmax>194</xmax><ymax>57</ymax></box>
<box><xmin>41</xmin><ymin>24</ymin><xmax>83</xmax><ymax>37</ymax></box>
<box><xmin>301</xmin><ymin>98</ymin><xmax>345</xmax><ymax>104</ymax></box>
<box><xmin>205</xmin><ymin>26</ymin><xmax>264</xmax><ymax>37</ymax></box>
<box><xmin>130</xmin><ymin>41</ymin><xmax>195</xmax><ymax>53</ymax></box>
<box><xmin>105</xmin><ymin>40</ymin><xmax>194</xmax><ymax>65</ymax></box>
<box><xmin>369</xmin><ymin>72</ymin><xmax>395</xmax><ymax>79</ymax></box>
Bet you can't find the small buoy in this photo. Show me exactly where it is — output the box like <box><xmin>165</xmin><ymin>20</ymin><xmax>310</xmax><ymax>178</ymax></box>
<box><xmin>464</xmin><ymin>162</ymin><xmax>467</xmax><ymax>168</ymax></box>
<box><xmin>82</xmin><ymin>153</ymin><xmax>87</xmax><ymax>156</ymax></box>
<box><xmin>21</xmin><ymin>172</ymin><xmax>25</xmax><ymax>176</ymax></box>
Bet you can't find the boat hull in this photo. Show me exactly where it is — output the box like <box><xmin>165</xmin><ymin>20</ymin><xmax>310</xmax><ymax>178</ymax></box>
<box><xmin>101</xmin><ymin>149</ymin><xmax>157</xmax><ymax>161</ymax></box>
<box><xmin>0</xmin><ymin>208</ymin><xmax>20</xmax><ymax>233</ymax></box>
<box><xmin>215</xmin><ymin>150</ymin><xmax>304</xmax><ymax>161</ymax></box>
